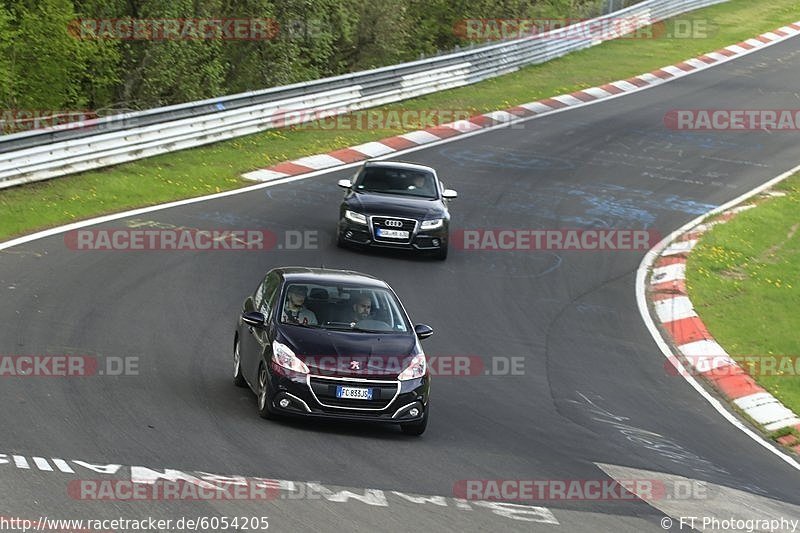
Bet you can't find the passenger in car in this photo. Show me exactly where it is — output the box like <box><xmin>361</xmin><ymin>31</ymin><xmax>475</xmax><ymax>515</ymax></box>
<box><xmin>281</xmin><ymin>285</ymin><xmax>318</xmax><ymax>326</ymax></box>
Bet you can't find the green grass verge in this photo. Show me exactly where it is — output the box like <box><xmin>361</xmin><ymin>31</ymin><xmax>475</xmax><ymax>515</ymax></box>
<box><xmin>2</xmin><ymin>0</ymin><xmax>800</xmax><ymax>241</ymax></box>
<box><xmin>686</xmin><ymin>174</ymin><xmax>800</xmax><ymax>416</ymax></box>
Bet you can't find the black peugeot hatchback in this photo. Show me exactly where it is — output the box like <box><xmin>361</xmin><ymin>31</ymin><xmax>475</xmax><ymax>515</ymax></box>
<box><xmin>234</xmin><ymin>267</ymin><xmax>433</xmax><ymax>435</ymax></box>
<box><xmin>336</xmin><ymin>160</ymin><xmax>457</xmax><ymax>260</ymax></box>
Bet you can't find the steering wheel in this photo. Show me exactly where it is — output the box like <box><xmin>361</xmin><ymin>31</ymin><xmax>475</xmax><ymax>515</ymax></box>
<box><xmin>355</xmin><ymin>319</ymin><xmax>391</xmax><ymax>330</ymax></box>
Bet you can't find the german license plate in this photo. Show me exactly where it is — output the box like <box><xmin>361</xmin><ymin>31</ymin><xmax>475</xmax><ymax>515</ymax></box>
<box><xmin>376</xmin><ymin>228</ymin><xmax>409</xmax><ymax>239</ymax></box>
<box><xmin>336</xmin><ymin>386</ymin><xmax>373</xmax><ymax>400</ymax></box>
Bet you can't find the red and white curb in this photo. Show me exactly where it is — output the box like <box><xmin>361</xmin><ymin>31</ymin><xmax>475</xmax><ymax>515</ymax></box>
<box><xmin>242</xmin><ymin>22</ymin><xmax>800</xmax><ymax>182</ymax></box>
<box><xmin>646</xmin><ymin>190</ymin><xmax>800</xmax><ymax>456</ymax></box>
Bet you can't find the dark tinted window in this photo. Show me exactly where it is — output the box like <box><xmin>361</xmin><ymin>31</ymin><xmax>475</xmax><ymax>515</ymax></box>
<box><xmin>355</xmin><ymin>167</ymin><xmax>437</xmax><ymax>198</ymax></box>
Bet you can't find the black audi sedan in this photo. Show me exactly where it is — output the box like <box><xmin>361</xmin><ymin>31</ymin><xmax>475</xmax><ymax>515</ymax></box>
<box><xmin>336</xmin><ymin>160</ymin><xmax>457</xmax><ymax>260</ymax></box>
<box><xmin>233</xmin><ymin>267</ymin><xmax>433</xmax><ymax>435</ymax></box>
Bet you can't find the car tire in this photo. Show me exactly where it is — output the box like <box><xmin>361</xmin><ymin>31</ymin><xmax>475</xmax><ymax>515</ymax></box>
<box><xmin>233</xmin><ymin>338</ymin><xmax>246</xmax><ymax>388</ymax></box>
<box><xmin>400</xmin><ymin>404</ymin><xmax>429</xmax><ymax>436</ymax></box>
<box><xmin>257</xmin><ymin>363</ymin><xmax>275</xmax><ymax>419</ymax></box>
<box><xmin>336</xmin><ymin>231</ymin><xmax>346</xmax><ymax>249</ymax></box>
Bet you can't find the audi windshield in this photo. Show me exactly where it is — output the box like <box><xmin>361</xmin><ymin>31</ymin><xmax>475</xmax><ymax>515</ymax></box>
<box><xmin>353</xmin><ymin>167</ymin><xmax>438</xmax><ymax>199</ymax></box>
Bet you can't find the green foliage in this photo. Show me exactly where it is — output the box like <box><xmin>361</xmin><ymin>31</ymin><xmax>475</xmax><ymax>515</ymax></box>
<box><xmin>0</xmin><ymin>0</ymin><xmax>618</xmax><ymax>112</ymax></box>
<box><xmin>3</xmin><ymin>0</ymin><xmax>84</xmax><ymax>108</ymax></box>
<box><xmin>0</xmin><ymin>5</ymin><xmax>15</xmax><ymax>105</ymax></box>
<box><xmin>2</xmin><ymin>0</ymin><xmax>800</xmax><ymax>243</ymax></box>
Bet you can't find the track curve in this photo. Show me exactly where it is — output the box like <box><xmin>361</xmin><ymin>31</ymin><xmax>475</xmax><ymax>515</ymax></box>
<box><xmin>1</xmin><ymin>34</ymin><xmax>800</xmax><ymax>532</ymax></box>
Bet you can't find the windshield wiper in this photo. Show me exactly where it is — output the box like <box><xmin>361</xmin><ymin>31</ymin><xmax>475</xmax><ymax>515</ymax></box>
<box><xmin>321</xmin><ymin>322</ymin><xmax>352</xmax><ymax>330</ymax></box>
<box><xmin>320</xmin><ymin>322</ymin><xmax>391</xmax><ymax>333</ymax></box>
<box><xmin>348</xmin><ymin>326</ymin><xmax>392</xmax><ymax>333</ymax></box>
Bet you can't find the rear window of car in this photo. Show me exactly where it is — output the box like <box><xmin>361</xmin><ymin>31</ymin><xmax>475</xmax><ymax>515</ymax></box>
<box><xmin>354</xmin><ymin>167</ymin><xmax>437</xmax><ymax>199</ymax></box>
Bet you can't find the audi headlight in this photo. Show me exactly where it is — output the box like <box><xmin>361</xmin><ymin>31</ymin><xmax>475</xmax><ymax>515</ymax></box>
<box><xmin>345</xmin><ymin>210</ymin><xmax>367</xmax><ymax>225</ymax></box>
<box><xmin>398</xmin><ymin>353</ymin><xmax>426</xmax><ymax>381</ymax></box>
<box><xmin>272</xmin><ymin>341</ymin><xmax>309</xmax><ymax>374</ymax></box>
<box><xmin>420</xmin><ymin>219</ymin><xmax>443</xmax><ymax>230</ymax></box>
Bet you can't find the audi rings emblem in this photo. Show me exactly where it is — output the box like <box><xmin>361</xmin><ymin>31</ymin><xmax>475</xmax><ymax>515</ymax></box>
<box><xmin>384</xmin><ymin>219</ymin><xmax>403</xmax><ymax>227</ymax></box>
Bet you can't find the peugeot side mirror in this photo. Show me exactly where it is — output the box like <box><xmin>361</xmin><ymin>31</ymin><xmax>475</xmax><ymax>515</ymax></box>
<box><xmin>414</xmin><ymin>324</ymin><xmax>434</xmax><ymax>339</ymax></box>
<box><xmin>242</xmin><ymin>311</ymin><xmax>266</xmax><ymax>328</ymax></box>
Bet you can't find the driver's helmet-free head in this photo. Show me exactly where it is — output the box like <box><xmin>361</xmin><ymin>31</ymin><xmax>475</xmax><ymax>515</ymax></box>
<box><xmin>353</xmin><ymin>293</ymin><xmax>372</xmax><ymax>319</ymax></box>
<box><xmin>287</xmin><ymin>285</ymin><xmax>307</xmax><ymax>298</ymax></box>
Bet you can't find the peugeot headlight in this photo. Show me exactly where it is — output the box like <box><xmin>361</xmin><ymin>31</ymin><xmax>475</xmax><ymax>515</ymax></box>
<box><xmin>398</xmin><ymin>353</ymin><xmax>427</xmax><ymax>381</ymax></box>
<box><xmin>420</xmin><ymin>219</ymin><xmax>443</xmax><ymax>230</ymax></box>
<box><xmin>345</xmin><ymin>210</ymin><xmax>367</xmax><ymax>225</ymax></box>
<box><xmin>272</xmin><ymin>341</ymin><xmax>309</xmax><ymax>374</ymax></box>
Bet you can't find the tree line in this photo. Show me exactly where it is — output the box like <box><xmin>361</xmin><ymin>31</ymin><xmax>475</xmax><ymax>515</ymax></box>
<box><xmin>0</xmin><ymin>0</ymin><xmax>617</xmax><ymax>114</ymax></box>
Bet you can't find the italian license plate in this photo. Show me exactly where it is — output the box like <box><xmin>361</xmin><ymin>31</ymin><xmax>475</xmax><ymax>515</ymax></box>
<box><xmin>376</xmin><ymin>228</ymin><xmax>409</xmax><ymax>239</ymax></box>
<box><xmin>336</xmin><ymin>386</ymin><xmax>373</xmax><ymax>400</ymax></box>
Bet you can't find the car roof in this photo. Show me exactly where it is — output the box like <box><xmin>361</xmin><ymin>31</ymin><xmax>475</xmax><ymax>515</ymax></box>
<box><xmin>362</xmin><ymin>160</ymin><xmax>437</xmax><ymax>174</ymax></box>
<box><xmin>275</xmin><ymin>267</ymin><xmax>389</xmax><ymax>288</ymax></box>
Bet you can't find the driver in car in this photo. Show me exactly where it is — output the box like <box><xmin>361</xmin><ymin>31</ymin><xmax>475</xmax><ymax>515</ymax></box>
<box><xmin>282</xmin><ymin>285</ymin><xmax>318</xmax><ymax>325</ymax></box>
<box><xmin>349</xmin><ymin>293</ymin><xmax>372</xmax><ymax>323</ymax></box>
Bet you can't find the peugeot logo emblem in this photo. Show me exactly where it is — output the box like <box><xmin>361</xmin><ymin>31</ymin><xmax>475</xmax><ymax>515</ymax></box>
<box><xmin>385</xmin><ymin>219</ymin><xmax>403</xmax><ymax>227</ymax></box>
<box><xmin>350</xmin><ymin>361</ymin><xmax>361</xmax><ymax>370</ymax></box>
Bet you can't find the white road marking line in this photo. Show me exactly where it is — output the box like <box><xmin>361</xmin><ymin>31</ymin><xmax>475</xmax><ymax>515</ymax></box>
<box><xmin>1</xmin><ymin>19</ymin><xmax>798</xmax><ymax>481</ymax></box>
<box><xmin>651</xmin><ymin>263</ymin><xmax>686</xmax><ymax>284</ymax></box>
<box><xmin>685</xmin><ymin>58</ymin><xmax>708</xmax><ymax>69</ymax></box>
<box><xmin>291</xmin><ymin>154</ymin><xmax>346</xmax><ymax>170</ymax></box>
<box><xmin>518</xmin><ymin>102</ymin><xmax>553</xmax><ymax>113</ymax></box>
<box><xmin>550</xmin><ymin>95</ymin><xmax>585</xmax><ymax>107</ymax></box>
<box><xmin>400</xmin><ymin>130</ymin><xmax>440</xmax><ymax>144</ymax></box>
<box><xmin>241</xmin><ymin>169</ymin><xmax>290</xmax><ymax>182</ymax></box>
<box><xmin>636</xmin><ymin>161</ymin><xmax>800</xmax><ymax>472</ymax></box>
<box><xmin>636</xmin><ymin>73</ymin><xmax>662</xmax><ymax>84</ymax></box>
<box><xmin>482</xmin><ymin>110</ymin><xmax>518</xmax><ymax>122</ymax></box>
<box><xmin>610</xmin><ymin>80</ymin><xmax>639</xmax><ymax>92</ymax></box>
<box><xmin>0</xmin><ymin>453</ymin><xmax>560</xmax><ymax>524</ymax></box>
<box><xmin>350</xmin><ymin>141</ymin><xmax>395</xmax><ymax>157</ymax></box>
<box><xmin>597</xmin><ymin>462</ymin><xmax>800</xmax><ymax>531</ymax></box>
<box><xmin>32</xmin><ymin>457</ymin><xmax>53</xmax><ymax>471</ymax></box>
<box><xmin>580</xmin><ymin>87</ymin><xmax>612</xmax><ymax>99</ymax></box>
<box><xmin>661</xmin><ymin>239</ymin><xmax>697</xmax><ymax>256</ymax></box>
<box><xmin>725</xmin><ymin>44</ymin><xmax>749</xmax><ymax>54</ymax></box>
<box><xmin>653</xmin><ymin>296</ymin><xmax>697</xmax><ymax>323</ymax></box>
<box><xmin>659</xmin><ymin>66</ymin><xmax>685</xmax><ymax>77</ymax></box>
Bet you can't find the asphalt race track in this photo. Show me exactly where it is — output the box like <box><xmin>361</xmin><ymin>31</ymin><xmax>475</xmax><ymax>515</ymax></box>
<box><xmin>1</xmin><ymin>35</ymin><xmax>800</xmax><ymax>532</ymax></box>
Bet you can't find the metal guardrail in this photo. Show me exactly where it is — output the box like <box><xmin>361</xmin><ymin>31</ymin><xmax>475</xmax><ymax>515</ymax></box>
<box><xmin>0</xmin><ymin>0</ymin><xmax>726</xmax><ymax>189</ymax></box>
